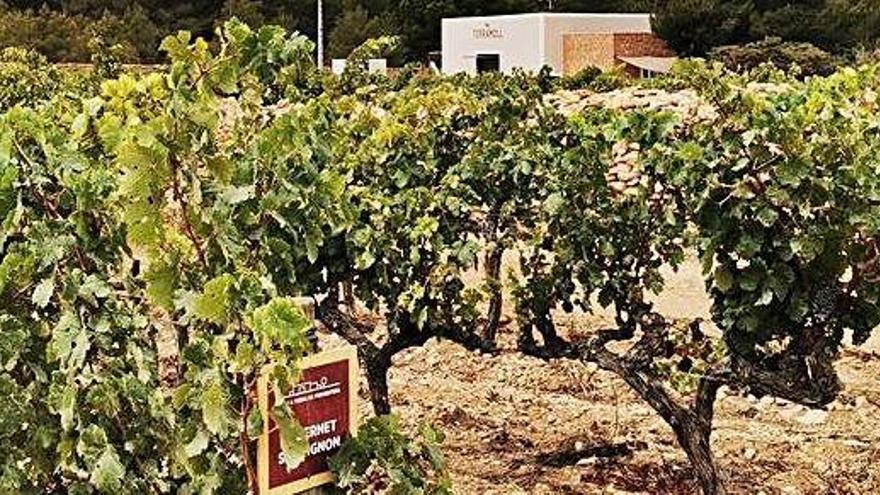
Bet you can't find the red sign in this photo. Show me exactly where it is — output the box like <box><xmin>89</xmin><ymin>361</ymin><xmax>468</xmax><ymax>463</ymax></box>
<box><xmin>258</xmin><ymin>347</ymin><xmax>359</xmax><ymax>494</ymax></box>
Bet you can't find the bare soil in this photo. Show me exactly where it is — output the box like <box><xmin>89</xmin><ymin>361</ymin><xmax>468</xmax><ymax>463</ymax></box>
<box><xmin>319</xmin><ymin>258</ymin><xmax>880</xmax><ymax>494</ymax></box>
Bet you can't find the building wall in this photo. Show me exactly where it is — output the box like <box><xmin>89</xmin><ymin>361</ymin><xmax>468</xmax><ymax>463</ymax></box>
<box><xmin>562</xmin><ymin>34</ymin><xmax>615</xmax><ymax>74</ymax></box>
<box><xmin>441</xmin><ymin>13</ymin><xmax>654</xmax><ymax>75</ymax></box>
<box><xmin>441</xmin><ymin>15</ymin><xmax>544</xmax><ymax>74</ymax></box>
<box><xmin>613</xmin><ymin>33</ymin><xmax>675</xmax><ymax>58</ymax></box>
<box><xmin>543</xmin><ymin>14</ymin><xmax>652</xmax><ymax>75</ymax></box>
<box><xmin>561</xmin><ymin>32</ymin><xmax>674</xmax><ymax>75</ymax></box>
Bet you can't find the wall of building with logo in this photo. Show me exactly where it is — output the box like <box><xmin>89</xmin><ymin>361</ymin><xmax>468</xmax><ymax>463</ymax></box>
<box><xmin>440</xmin><ymin>13</ymin><xmax>663</xmax><ymax>76</ymax></box>
<box><xmin>441</xmin><ymin>14</ymin><xmax>545</xmax><ymax>75</ymax></box>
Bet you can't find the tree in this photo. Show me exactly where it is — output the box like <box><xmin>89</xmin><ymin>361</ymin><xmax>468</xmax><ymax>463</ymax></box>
<box><xmin>327</xmin><ymin>4</ymin><xmax>389</xmax><ymax>59</ymax></box>
<box><xmin>651</xmin><ymin>0</ymin><xmax>753</xmax><ymax>56</ymax></box>
<box><xmin>120</xmin><ymin>3</ymin><xmax>161</xmax><ymax>60</ymax></box>
<box><xmin>709</xmin><ymin>37</ymin><xmax>837</xmax><ymax>77</ymax></box>
<box><xmin>219</xmin><ymin>0</ymin><xmax>265</xmax><ymax>30</ymax></box>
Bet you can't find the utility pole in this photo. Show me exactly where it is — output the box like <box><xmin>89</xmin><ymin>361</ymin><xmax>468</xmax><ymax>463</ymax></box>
<box><xmin>317</xmin><ymin>0</ymin><xmax>324</xmax><ymax>68</ymax></box>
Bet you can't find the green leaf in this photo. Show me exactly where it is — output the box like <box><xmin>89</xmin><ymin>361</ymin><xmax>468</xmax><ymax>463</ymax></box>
<box><xmin>90</xmin><ymin>447</ymin><xmax>125</xmax><ymax>493</ymax></box>
<box><xmin>755</xmin><ymin>289</ymin><xmax>774</xmax><ymax>306</ymax></box>
<box><xmin>122</xmin><ymin>199</ymin><xmax>164</xmax><ymax>250</ymax></box>
<box><xmin>272</xmin><ymin>405</ymin><xmax>308</xmax><ymax>471</ymax></box>
<box><xmin>201</xmin><ymin>378</ymin><xmax>231</xmax><ymax>437</ymax></box>
<box><xmin>756</xmin><ymin>207</ymin><xmax>779</xmax><ymax>227</ymax></box>
<box><xmin>48</xmin><ymin>311</ymin><xmax>90</xmax><ymax>372</ymax></box>
<box><xmin>246</xmin><ymin>407</ymin><xmax>263</xmax><ymax>440</ymax></box>
<box><xmin>184</xmin><ymin>429</ymin><xmax>210</xmax><ymax>458</ymax></box>
<box><xmin>713</xmin><ymin>267</ymin><xmax>735</xmax><ymax>293</ymax></box>
<box><xmin>58</xmin><ymin>385</ymin><xmax>77</xmax><ymax>432</ymax></box>
<box><xmin>735</xmin><ymin>235</ymin><xmax>762</xmax><ymax>258</ymax></box>
<box><xmin>71</xmin><ymin>113</ymin><xmax>89</xmax><ymax>138</ymax></box>
<box><xmin>79</xmin><ymin>275</ymin><xmax>112</xmax><ymax>300</ymax></box>
<box><xmin>791</xmin><ymin>237</ymin><xmax>822</xmax><ymax>262</ymax></box>
<box><xmin>145</xmin><ymin>261</ymin><xmax>178</xmax><ymax>311</ymax></box>
<box><xmin>777</xmin><ymin>159</ymin><xmax>808</xmax><ymax>187</ymax></box>
<box><xmin>32</xmin><ymin>276</ymin><xmax>55</xmax><ymax>308</ymax></box>
<box><xmin>192</xmin><ymin>274</ymin><xmax>235</xmax><ymax>325</ymax></box>
<box><xmin>767</xmin><ymin>264</ymin><xmax>795</xmax><ymax>298</ymax></box>
<box><xmin>220</xmin><ymin>185</ymin><xmax>254</xmax><ymax>205</ymax></box>
<box><xmin>738</xmin><ymin>268</ymin><xmax>761</xmax><ymax>292</ymax></box>
<box><xmin>250</xmin><ymin>297</ymin><xmax>311</xmax><ymax>353</ymax></box>
<box><xmin>355</xmin><ymin>250</ymin><xmax>376</xmax><ymax>270</ymax></box>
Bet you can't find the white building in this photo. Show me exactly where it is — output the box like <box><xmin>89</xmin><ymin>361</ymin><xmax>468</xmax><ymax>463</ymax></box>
<box><xmin>441</xmin><ymin>13</ymin><xmax>674</xmax><ymax>77</ymax></box>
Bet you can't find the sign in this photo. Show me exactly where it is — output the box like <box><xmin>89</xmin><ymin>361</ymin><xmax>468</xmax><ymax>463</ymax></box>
<box><xmin>258</xmin><ymin>347</ymin><xmax>359</xmax><ymax>494</ymax></box>
<box><xmin>473</xmin><ymin>23</ymin><xmax>504</xmax><ymax>39</ymax></box>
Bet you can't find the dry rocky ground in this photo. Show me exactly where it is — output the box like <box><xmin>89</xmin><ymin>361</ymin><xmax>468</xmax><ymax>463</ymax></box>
<box><xmin>319</xmin><ymin>258</ymin><xmax>880</xmax><ymax>494</ymax></box>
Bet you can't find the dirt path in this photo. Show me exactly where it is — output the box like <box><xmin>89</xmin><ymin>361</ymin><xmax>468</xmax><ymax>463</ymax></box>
<box><xmin>321</xmin><ymin>258</ymin><xmax>880</xmax><ymax>494</ymax></box>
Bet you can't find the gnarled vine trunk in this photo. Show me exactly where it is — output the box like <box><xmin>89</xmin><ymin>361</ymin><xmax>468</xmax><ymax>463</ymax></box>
<box><xmin>365</xmin><ymin>355</ymin><xmax>392</xmax><ymax>415</ymax></box>
<box><xmin>318</xmin><ymin>285</ymin><xmax>489</xmax><ymax>415</ymax></box>
<box><xmin>612</xmin><ymin>360</ymin><xmax>726</xmax><ymax>495</ymax></box>
<box><xmin>673</xmin><ymin>413</ymin><xmax>725</xmax><ymax>495</ymax></box>
<box><xmin>520</xmin><ymin>308</ymin><xmax>729</xmax><ymax>494</ymax></box>
<box><xmin>482</xmin><ymin>244</ymin><xmax>505</xmax><ymax>346</ymax></box>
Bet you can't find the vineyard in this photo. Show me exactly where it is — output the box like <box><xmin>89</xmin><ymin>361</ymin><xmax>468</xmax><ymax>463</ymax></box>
<box><xmin>2</xmin><ymin>20</ymin><xmax>880</xmax><ymax>495</ymax></box>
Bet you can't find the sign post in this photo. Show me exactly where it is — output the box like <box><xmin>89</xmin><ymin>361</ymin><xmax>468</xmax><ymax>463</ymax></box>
<box><xmin>257</xmin><ymin>346</ymin><xmax>358</xmax><ymax>494</ymax></box>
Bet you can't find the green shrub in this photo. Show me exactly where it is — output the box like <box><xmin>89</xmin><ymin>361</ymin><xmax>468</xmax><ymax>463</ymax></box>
<box><xmin>709</xmin><ymin>37</ymin><xmax>838</xmax><ymax>77</ymax></box>
<box><xmin>0</xmin><ymin>47</ymin><xmax>59</xmax><ymax>110</ymax></box>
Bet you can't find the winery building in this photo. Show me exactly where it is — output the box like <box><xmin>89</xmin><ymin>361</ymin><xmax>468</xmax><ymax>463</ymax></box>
<box><xmin>441</xmin><ymin>13</ymin><xmax>676</xmax><ymax>77</ymax></box>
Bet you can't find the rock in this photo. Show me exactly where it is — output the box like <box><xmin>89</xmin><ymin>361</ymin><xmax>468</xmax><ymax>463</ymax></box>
<box><xmin>757</xmin><ymin>395</ymin><xmax>775</xmax><ymax>410</ymax></box>
<box><xmin>842</xmin><ymin>439</ymin><xmax>870</xmax><ymax>450</ymax></box>
<box><xmin>774</xmin><ymin>397</ymin><xmax>791</xmax><ymax>407</ymax></box>
<box><xmin>574</xmin><ymin>440</ymin><xmax>585</xmax><ymax>452</ymax></box>
<box><xmin>744</xmin><ymin>448</ymin><xmax>757</xmax><ymax>460</ymax></box>
<box><xmin>778</xmin><ymin>404</ymin><xmax>806</xmax><ymax>421</ymax></box>
<box><xmin>797</xmin><ymin>409</ymin><xmax>829</xmax><ymax>426</ymax></box>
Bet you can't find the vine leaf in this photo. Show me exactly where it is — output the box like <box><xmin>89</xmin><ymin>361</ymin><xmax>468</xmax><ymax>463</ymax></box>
<box><xmin>246</xmin><ymin>406</ymin><xmax>263</xmax><ymax>441</ymax></box>
<box><xmin>272</xmin><ymin>405</ymin><xmax>308</xmax><ymax>471</ymax></box>
<box><xmin>57</xmin><ymin>385</ymin><xmax>76</xmax><ymax>432</ymax></box>
<box><xmin>184</xmin><ymin>428</ymin><xmax>210</xmax><ymax>458</ymax></box>
<box><xmin>192</xmin><ymin>274</ymin><xmax>236</xmax><ymax>325</ymax></box>
<box><xmin>90</xmin><ymin>447</ymin><xmax>125</xmax><ymax>493</ymax></box>
<box><xmin>201</xmin><ymin>377</ymin><xmax>232</xmax><ymax>437</ymax></box>
<box><xmin>250</xmin><ymin>297</ymin><xmax>311</xmax><ymax>353</ymax></box>
<box><xmin>31</xmin><ymin>276</ymin><xmax>54</xmax><ymax>308</ymax></box>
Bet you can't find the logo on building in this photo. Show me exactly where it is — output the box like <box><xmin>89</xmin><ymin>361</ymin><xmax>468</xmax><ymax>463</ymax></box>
<box><xmin>473</xmin><ymin>23</ymin><xmax>503</xmax><ymax>39</ymax></box>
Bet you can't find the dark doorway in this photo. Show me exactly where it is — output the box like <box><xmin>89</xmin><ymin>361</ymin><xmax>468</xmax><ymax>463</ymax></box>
<box><xmin>476</xmin><ymin>54</ymin><xmax>501</xmax><ymax>73</ymax></box>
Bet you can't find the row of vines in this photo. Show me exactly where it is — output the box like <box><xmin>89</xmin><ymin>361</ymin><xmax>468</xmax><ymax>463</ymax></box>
<box><xmin>2</xmin><ymin>20</ymin><xmax>880</xmax><ymax>495</ymax></box>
